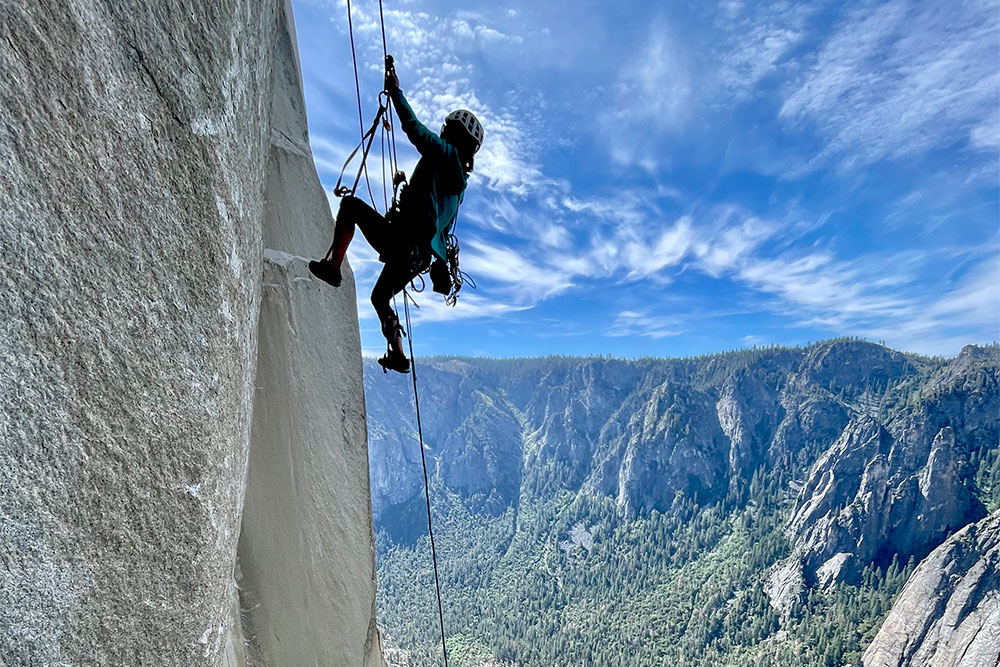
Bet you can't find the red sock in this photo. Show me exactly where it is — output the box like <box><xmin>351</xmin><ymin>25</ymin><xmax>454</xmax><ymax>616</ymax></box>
<box><xmin>328</xmin><ymin>221</ymin><xmax>355</xmax><ymax>267</ymax></box>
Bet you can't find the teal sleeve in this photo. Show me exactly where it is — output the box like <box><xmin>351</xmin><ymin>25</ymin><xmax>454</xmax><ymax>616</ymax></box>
<box><xmin>389</xmin><ymin>89</ymin><xmax>448</xmax><ymax>157</ymax></box>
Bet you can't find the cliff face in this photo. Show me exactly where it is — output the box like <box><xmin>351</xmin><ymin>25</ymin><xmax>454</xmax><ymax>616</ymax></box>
<box><xmin>781</xmin><ymin>344</ymin><xmax>995</xmax><ymax>591</ymax></box>
<box><xmin>863</xmin><ymin>511</ymin><xmax>1000</xmax><ymax>667</ymax></box>
<box><xmin>1</xmin><ymin>1</ymin><xmax>383</xmax><ymax>666</ymax></box>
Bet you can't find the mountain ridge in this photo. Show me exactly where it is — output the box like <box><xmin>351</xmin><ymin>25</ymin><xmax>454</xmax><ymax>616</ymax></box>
<box><xmin>366</xmin><ymin>339</ymin><xmax>998</xmax><ymax>666</ymax></box>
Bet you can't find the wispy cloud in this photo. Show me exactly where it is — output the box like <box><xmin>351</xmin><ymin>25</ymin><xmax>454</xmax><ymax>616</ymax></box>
<box><xmin>732</xmin><ymin>248</ymin><xmax>1000</xmax><ymax>355</ymax></box>
<box><xmin>461</xmin><ymin>238</ymin><xmax>576</xmax><ymax>301</ymax></box>
<box><xmin>864</xmin><ymin>258</ymin><xmax>1000</xmax><ymax>354</ymax></box>
<box><xmin>611</xmin><ymin>24</ymin><xmax>693</xmax><ymax>131</ymax></box>
<box><xmin>713</xmin><ymin>2</ymin><xmax>811</xmax><ymax>100</ymax></box>
<box><xmin>326</xmin><ymin>0</ymin><xmax>548</xmax><ymax>198</ymax></box>
<box><xmin>607</xmin><ymin>310</ymin><xmax>686</xmax><ymax>339</ymax></box>
<box><xmin>780</xmin><ymin>0</ymin><xmax>999</xmax><ymax>173</ymax></box>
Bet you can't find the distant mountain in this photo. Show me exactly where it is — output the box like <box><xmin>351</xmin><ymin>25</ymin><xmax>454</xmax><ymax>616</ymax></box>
<box><xmin>364</xmin><ymin>341</ymin><xmax>999</xmax><ymax>666</ymax></box>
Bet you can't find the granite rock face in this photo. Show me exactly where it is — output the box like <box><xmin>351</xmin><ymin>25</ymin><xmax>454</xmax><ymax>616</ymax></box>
<box><xmin>233</xmin><ymin>3</ymin><xmax>384</xmax><ymax>665</ymax></box>
<box><xmin>783</xmin><ymin>345</ymin><xmax>996</xmax><ymax>586</ymax></box>
<box><xmin>763</xmin><ymin>559</ymin><xmax>805</xmax><ymax>618</ymax></box>
<box><xmin>863</xmin><ymin>511</ymin><xmax>1000</xmax><ymax>667</ymax></box>
<box><xmin>716</xmin><ymin>367</ymin><xmax>783</xmax><ymax>479</ymax></box>
<box><xmin>593</xmin><ymin>381</ymin><xmax>730</xmax><ymax>516</ymax></box>
<box><xmin>1</xmin><ymin>1</ymin><xmax>272</xmax><ymax>663</ymax></box>
<box><xmin>1</xmin><ymin>1</ymin><xmax>384</xmax><ymax>665</ymax></box>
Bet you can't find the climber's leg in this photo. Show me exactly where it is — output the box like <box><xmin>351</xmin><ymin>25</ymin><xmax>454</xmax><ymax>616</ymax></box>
<box><xmin>310</xmin><ymin>196</ymin><xmax>390</xmax><ymax>287</ymax></box>
<box><xmin>371</xmin><ymin>261</ymin><xmax>416</xmax><ymax>373</ymax></box>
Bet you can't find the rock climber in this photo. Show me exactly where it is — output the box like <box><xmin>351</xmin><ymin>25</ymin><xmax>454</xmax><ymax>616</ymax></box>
<box><xmin>309</xmin><ymin>64</ymin><xmax>484</xmax><ymax>374</ymax></box>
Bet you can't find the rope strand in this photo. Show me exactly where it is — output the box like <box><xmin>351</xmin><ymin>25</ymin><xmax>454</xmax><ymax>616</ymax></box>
<box><xmin>346</xmin><ymin>4</ymin><xmax>447</xmax><ymax>662</ymax></box>
<box><xmin>403</xmin><ymin>291</ymin><xmax>449</xmax><ymax>667</ymax></box>
<box><xmin>378</xmin><ymin>0</ymin><xmax>402</xmax><ymax>206</ymax></box>
<box><xmin>376</xmin><ymin>3</ymin><xmax>446</xmax><ymax>661</ymax></box>
<box><xmin>345</xmin><ymin>0</ymin><xmax>377</xmax><ymax>206</ymax></box>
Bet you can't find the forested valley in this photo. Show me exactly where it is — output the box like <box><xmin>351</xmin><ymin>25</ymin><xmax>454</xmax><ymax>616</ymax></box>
<box><xmin>364</xmin><ymin>341</ymin><xmax>999</xmax><ymax>666</ymax></box>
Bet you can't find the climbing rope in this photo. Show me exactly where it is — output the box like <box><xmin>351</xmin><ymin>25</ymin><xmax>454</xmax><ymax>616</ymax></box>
<box><xmin>402</xmin><ymin>290</ymin><xmax>450</xmax><ymax>667</ymax></box>
<box><xmin>340</xmin><ymin>2</ymin><xmax>449</xmax><ymax>663</ymax></box>
<box><xmin>377</xmin><ymin>0</ymin><xmax>404</xmax><ymax>202</ymax></box>
<box><xmin>344</xmin><ymin>0</ymin><xmax>377</xmax><ymax>206</ymax></box>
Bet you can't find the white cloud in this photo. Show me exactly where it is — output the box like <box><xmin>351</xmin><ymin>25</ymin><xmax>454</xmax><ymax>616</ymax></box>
<box><xmin>730</xmin><ymin>246</ymin><xmax>1000</xmax><ymax>355</ymax></box>
<box><xmin>692</xmin><ymin>213</ymin><xmax>776</xmax><ymax>277</ymax></box>
<box><xmin>607</xmin><ymin>309</ymin><xmax>685</xmax><ymax>339</ymax></box>
<box><xmin>327</xmin><ymin>1</ymin><xmax>546</xmax><ymax>197</ymax></box>
<box><xmin>599</xmin><ymin>1</ymin><xmax>813</xmax><ymax>167</ymax></box>
<box><xmin>405</xmin><ymin>291</ymin><xmax>530</xmax><ymax>325</ymax></box>
<box><xmin>970</xmin><ymin>117</ymin><xmax>1000</xmax><ymax>152</ymax></box>
<box><xmin>737</xmin><ymin>252</ymin><xmax>910</xmax><ymax>318</ymax></box>
<box><xmin>713</xmin><ymin>1</ymin><xmax>812</xmax><ymax>99</ymax></box>
<box><xmin>621</xmin><ymin>217</ymin><xmax>694</xmax><ymax>279</ymax></box>
<box><xmin>741</xmin><ymin>334</ymin><xmax>769</xmax><ymax>347</ymax></box>
<box><xmin>612</xmin><ymin>26</ymin><xmax>692</xmax><ymax>130</ymax></box>
<box><xmin>461</xmin><ymin>239</ymin><xmax>575</xmax><ymax>301</ymax></box>
<box><xmin>780</xmin><ymin>0</ymin><xmax>1000</xmax><ymax>172</ymax></box>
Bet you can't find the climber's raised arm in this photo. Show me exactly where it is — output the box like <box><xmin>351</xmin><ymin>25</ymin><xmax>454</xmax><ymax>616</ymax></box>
<box><xmin>384</xmin><ymin>69</ymin><xmax>449</xmax><ymax>158</ymax></box>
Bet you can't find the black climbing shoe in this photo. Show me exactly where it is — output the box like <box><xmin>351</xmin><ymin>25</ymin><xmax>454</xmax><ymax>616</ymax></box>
<box><xmin>308</xmin><ymin>259</ymin><xmax>342</xmax><ymax>287</ymax></box>
<box><xmin>378</xmin><ymin>350</ymin><xmax>411</xmax><ymax>374</ymax></box>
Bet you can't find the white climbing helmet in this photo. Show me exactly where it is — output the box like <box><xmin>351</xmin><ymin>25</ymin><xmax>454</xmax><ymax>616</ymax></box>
<box><xmin>442</xmin><ymin>109</ymin><xmax>484</xmax><ymax>152</ymax></box>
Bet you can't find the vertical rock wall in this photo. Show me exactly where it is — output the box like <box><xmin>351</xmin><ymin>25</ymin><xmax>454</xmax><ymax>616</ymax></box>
<box><xmin>1</xmin><ymin>1</ymin><xmax>273</xmax><ymax>664</ymax></box>
<box><xmin>234</xmin><ymin>3</ymin><xmax>384</xmax><ymax>666</ymax></box>
<box><xmin>1</xmin><ymin>1</ymin><xmax>385</xmax><ymax>665</ymax></box>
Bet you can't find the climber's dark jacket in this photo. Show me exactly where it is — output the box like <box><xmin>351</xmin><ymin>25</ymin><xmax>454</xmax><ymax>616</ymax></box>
<box><xmin>388</xmin><ymin>88</ymin><xmax>467</xmax><ymax>262</ymax></box>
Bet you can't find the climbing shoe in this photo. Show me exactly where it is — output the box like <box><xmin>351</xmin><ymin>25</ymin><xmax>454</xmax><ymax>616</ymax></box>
<box><xmin>308</xmin><ymin>259</ymin><xmax>341</xmax><ymax>287</ymax></box>
<box><xmin>377</xmin><ymin>350</ymin><xmax>411</xmax><ymax>374</ymax></box>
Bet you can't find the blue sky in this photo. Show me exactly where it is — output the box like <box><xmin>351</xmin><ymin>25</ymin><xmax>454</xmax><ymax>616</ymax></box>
<box><xmin>290</xmin><ymin>0</ymin><xmax>999</xmax><ymax>359</ymax></box>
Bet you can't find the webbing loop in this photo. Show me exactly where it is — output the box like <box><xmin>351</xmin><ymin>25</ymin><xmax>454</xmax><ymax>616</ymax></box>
<box><xmin>333</xmin><ymin>101</ymin><xmax>388</xmax><ymax>198</ymax></box>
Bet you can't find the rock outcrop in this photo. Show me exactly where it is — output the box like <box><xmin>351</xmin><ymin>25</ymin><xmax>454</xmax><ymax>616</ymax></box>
<box><xmin>716</xmin><ymin>367</ymin><xmax>783</xmax><ymax>479</ymax></box>
<box><xmin>863</xmin><ymin>511</ymin><xmax>1000</xmax><ymax>667</ymax></box>
<box><xmin>1</xmin><ymin>1</ymin><xmax>384</xmax><ymax>665</ymax></box>
<box><xmin>763</xmin><ymin>559</ymin><xmax>805</xmax><ymax>618</ymax></box>
<box><xmin>783</xmin><ymin>346</ymin><xmax>996</xmax><ymax>585</ymax></box>
<box><xmin>593</xmin><ymin>381</ymin><xmax>730</xmax><ymax>516</ymax></box>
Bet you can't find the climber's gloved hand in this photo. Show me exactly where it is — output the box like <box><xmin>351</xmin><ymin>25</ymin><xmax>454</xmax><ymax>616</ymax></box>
<box><xmin>384</xmin><ymin>69</ymin><xmax>399</xmax><ymax>94</ymax></box>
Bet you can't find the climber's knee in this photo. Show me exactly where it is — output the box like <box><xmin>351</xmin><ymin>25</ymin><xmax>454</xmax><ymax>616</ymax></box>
<box><xmin>336</xmin><ymin>195</ymin><xmax>363</xmax><ymax>226</ymax></box>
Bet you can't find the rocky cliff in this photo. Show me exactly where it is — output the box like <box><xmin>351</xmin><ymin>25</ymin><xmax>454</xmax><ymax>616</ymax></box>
<box><xmin>1</xmin><ymin>1</ymin><xmax>384</xmax><ymax>666</ymax></box>
<box><xmin>780</xmin><ymin>344</ymin><xmax>995</xmax><ymax>594</ymax></box>
<box><xmin>863</xmin><ymin>510</ymin><xmax>1000</xmax><ymax>667</ymax></box>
